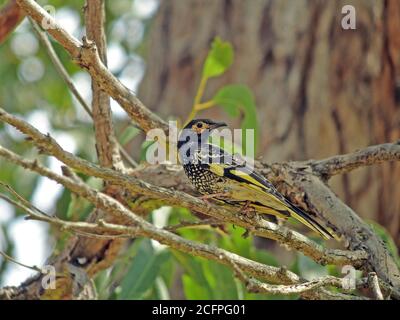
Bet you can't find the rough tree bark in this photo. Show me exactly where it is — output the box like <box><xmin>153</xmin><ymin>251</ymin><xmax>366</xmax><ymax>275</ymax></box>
<box><xmin>139</xmin><ymin>0</ymin><xmax>400</xmax><ymax>244</ymax></box>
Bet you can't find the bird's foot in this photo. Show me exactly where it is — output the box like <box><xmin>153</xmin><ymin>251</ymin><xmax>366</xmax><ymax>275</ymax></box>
<box><xmin>241</xmin><ymin>201</ymin><xmax>256</xmax><ymax>219</ymax></box>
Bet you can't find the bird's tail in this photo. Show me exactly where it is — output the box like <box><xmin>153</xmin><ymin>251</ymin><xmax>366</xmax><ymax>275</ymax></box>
<box><xmin>286</xmin><ymin>203</ymin><xmax>338</xmax><ymax>240</ymax></box>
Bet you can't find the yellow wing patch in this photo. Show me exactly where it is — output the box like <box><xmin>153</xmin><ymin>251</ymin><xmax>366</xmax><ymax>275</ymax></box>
<box><xmin>229</xmin><ymin>169</ymin><xmax>267</xmax><ymax>190</ymax></box>
<box><xmin>209</xmin><ymin>163</ymin><xmax>226</xmax><ymax>177</ymax></box>
<box><xmin>227</xmin><ymin>169</ymin><xmax>290</xmax><ymax>210</ymax></box>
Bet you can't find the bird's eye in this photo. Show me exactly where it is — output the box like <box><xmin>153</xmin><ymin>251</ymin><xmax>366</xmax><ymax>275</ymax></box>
<box><xmin>196</xmin><ymin>122</ymin><xmax>203</xmax><ymax>128</ymax></box>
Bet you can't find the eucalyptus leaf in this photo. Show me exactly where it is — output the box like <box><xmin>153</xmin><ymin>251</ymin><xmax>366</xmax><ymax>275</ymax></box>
<box><xmin>212</xmin><ymin>84</ymin><xmax>259</xmax><ymax>153</ymax></box>
<box><xmin>202</xmin><ymin>37</ymin><xmax>234</xmax><ymax>78</ymax></box>
<box><xmin>182</xmin><ymin>274</ymin><xmax>211</xmax><ymax>300</ymax></box>
<box><xmin>118</xmin><ymin>239</ymin><xmax>170</xmax><ymax>300</ymax></box>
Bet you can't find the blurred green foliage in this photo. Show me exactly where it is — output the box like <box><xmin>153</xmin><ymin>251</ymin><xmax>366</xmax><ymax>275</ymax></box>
<box><xmin>187</xmin><ymin>37</ymin><xmax>259</xmax><ymax>156</ymax></box>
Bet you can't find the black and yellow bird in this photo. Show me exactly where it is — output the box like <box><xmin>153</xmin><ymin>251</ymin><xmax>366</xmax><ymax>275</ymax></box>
<box><xmin>178</xmin><ymin>119</ymin><xmax>335</xmax><ymax>240</ymax></box>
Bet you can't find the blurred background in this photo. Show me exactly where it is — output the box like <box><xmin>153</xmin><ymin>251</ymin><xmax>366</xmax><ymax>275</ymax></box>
<box><xmin>0</xmin><ymin>0</ymin><xmax>399</xmax><ymax>299</ymax></box>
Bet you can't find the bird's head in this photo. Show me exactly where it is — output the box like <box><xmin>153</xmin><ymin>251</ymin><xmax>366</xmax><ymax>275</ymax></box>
<box><xmin>178</xmin><ymin>119</ymin><xmax>227</xmax><ymax>150</ymax></box>
<box><xmin>183</xmin><ymin>119</ymin><xmax>227</xmax><ymax>135</ymax></box>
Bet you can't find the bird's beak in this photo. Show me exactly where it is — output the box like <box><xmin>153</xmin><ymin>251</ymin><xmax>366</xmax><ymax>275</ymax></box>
<box><xmin>210</xmin><ymin>122</ymin><xmax>227</xmax><ymax>130</ymax></box>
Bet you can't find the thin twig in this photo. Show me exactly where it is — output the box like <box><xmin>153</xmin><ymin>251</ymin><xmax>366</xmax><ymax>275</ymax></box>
<box><xmin>0</xmin><ymin>193</ymin><xmax>48</xmax><ymax>221</ymax></box>
<box><xmin>311</xmin><ymin>141</ymin><xmax>400</xmax><ymax>178</ymax></box>
<box><xmin>0</xmin><ymin>250</ymin><xmax>42</xmax><ymax>273</ymax></box>
<box><xmin>17</xmin><ymin>0</ymin><xmax>168</xmax><ymax>134</ymax></box>
<box><xmin>29</xmin><ymin>18</ymin><xmax>92</xmax><ymax>117</ymax></box>
<box><xmin>84</xmin><ymin>0</ymin><xmax>124</xmax><ymax>170</ymax></box>
<box><xmin>29</xmin><ymin>18</ymin><xmax>138</xmax><ymax>168</ymax></box>
<box><xmin>0</xmin><ymin>181</ymin><xmax>50</xmax><ymax>217</ymax></box>
<box><xmin>226</xmin><ymin>256</ymin><xmax>355</xmax><ymax>296</ymax></box>
<box><xmin>184</xmin><ymin>76</ymin><xmax>209</xmax><ymax>126</ymax></box>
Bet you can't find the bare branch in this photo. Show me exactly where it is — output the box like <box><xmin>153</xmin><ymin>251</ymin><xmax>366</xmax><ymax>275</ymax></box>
<box><xmin>0</xmin><ymin>181</ymin><xmax>49</xmax><ymax>217</ymax></box>
<box><xmin>0</xmin><ymin>250</ymin><xmax>42</xmax><ymax>274</ymax></box>
<box><xmin>311</xmin><ymin>141</ymin><xmax>400</xmax><ymax>178</ymax></box>
<box><xmin>368</xmin><ymin>272</ymin><xmax>384</xmax><ymax>300</ymax></box>
<box><xmin>29</xmin><ymin>18</ymin><xmax>92</xmax><ymax>116</ymax></box>
<box><xmin>261</xmin><ymin>162</ymin><xmax>400</xmax><ymax>290</ymax></box>
<box><xmin>83</xmin><ymin>0</ymin><xmax>123</xmax><ymax>170</ymax></box>
<box><xmin>29</xmin><ymin>18</ymin><xmax>137</xmax><ymax>168</ymax></box>
<box><xmin>228</xmin><ymin>259</ymin><xmax>357</xmax><ymax>296</ymax></box>
<box><xmin>16</xmin><ymin>0</ymin><xmax>168</xmax><ymax>134</ymax></box>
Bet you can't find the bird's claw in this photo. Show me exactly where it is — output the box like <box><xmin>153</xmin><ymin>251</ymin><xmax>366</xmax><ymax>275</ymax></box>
<box><xmin>241</xmin><ymin>201</ymin><xmax>256</xmax><ymax>219</ymax></box>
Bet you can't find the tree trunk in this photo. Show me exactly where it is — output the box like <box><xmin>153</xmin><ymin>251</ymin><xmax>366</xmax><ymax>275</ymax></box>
<box><xmin>139</xmin><ymin>0</ymin><xmax>400</xmax><ymax>245</ymax></box>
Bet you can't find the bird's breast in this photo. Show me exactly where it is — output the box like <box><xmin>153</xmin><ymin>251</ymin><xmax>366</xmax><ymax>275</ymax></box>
<box><xmin>183</xmin><ymin>163</ymin><xmax>224</xmax><ymax>194</ymax></box>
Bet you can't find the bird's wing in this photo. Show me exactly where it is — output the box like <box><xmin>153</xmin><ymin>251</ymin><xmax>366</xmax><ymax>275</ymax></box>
<box><xmin>201</xmin><ymin>144</ymin><xmax>334</xmax><ymax>239</ymax></box>
<box><xmin>200</xmin><ymin>144</ymin><xmax>286</xmax><ymax>202</ymax></box>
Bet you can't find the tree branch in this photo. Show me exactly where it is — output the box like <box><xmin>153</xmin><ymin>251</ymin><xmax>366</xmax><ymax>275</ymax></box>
<box><xmin>228</xmin><ymin>258</ymin><xmax>355</xmax><ymax>296</ymax></box>
<box><xmin>259</xmin><ymin>161</ymin><xmax>400</xmax><ymax>290</ymax></box>
<box><xmin>29</xmin><ymin>18</ymin><xmax>92</xmax><ymax>116</ymax></box>
<box><xmin>16</xmin><ymin>0</ymin><xmax>168</xmax><ymax>134</ymax></box>
<box><xmin>83</xmin><ymin>0</ymin><xmax>122</xmax><ymax>170</ymax></box>
<box><xmin>0</xmin><ymin>249</ymin><xmax>42</xmax><ymax>274</ymax></box>
<box><xmin>29</xmin><ymin>18</ymin><xmax>137</xmax><ymax>168</ymax></box>
<box><xmin>368</xmin><ymin>272</ymin><xmax>384</xmax><ymax>300</ymax></box>
<box><xmin>310</xmin><ymin>141</ymin><xmax>400</xmax><ymax>178</ymax></box>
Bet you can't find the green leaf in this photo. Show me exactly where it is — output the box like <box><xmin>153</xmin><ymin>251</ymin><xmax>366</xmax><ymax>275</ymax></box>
<box><xmin>253</xmin><ymin>250</ymin><xmax>279</xmax><ymax>268</ymax></box>
<box><xmin>172</xmin><ymin>251</ymin><xmax>214</xmax><ymax>299</ymax></box>
<box><xmin>119</xmin><ymin>126</ymin><xmax>140</xmax><ymax>145</ymax></box>
<box><xmin>182</xmin><ymin>275</ymin><xmax>210</xmax><ymax>299</ymax></box>
<box><xmin>65</xmin><ymin>193</ymin><xmax>90</xmax><ymax>220</ymax></box>
<box><xmin>154</xmin><ymin>277</ymin><xmax>170</xmax><ymax>300</ymax></box>
<box><xmin>212</xmin><ymin>85</ymin><xmax>259</xmax><ymax>153</ymax></box>
<box><xmin>118</xmin><ymin>239</ymin><xmax>170</xmax><ymax>300</ymax></box>
<box><xmin>96</xmin><ymin>240</ymin><xmax>144</xmax><ymax>299</ymax></box>
<box><xmin>202</xmin><ymin>37</ymin><xmax>234</xmax><ymax>78</ymax></box>
<box><xmin>204</xmin><ymin>262</ymin><xmax>239</xmax><ymax>299</ymax></box>
<box><xmin>219</xmin><ymin>224</ymin><xmax>252</xmax><ymax>257</ymax></box>
<box><xmin>174</xmin><ymin>249</ymin><xmax>240</xmax><ymax>300</ymax></box>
